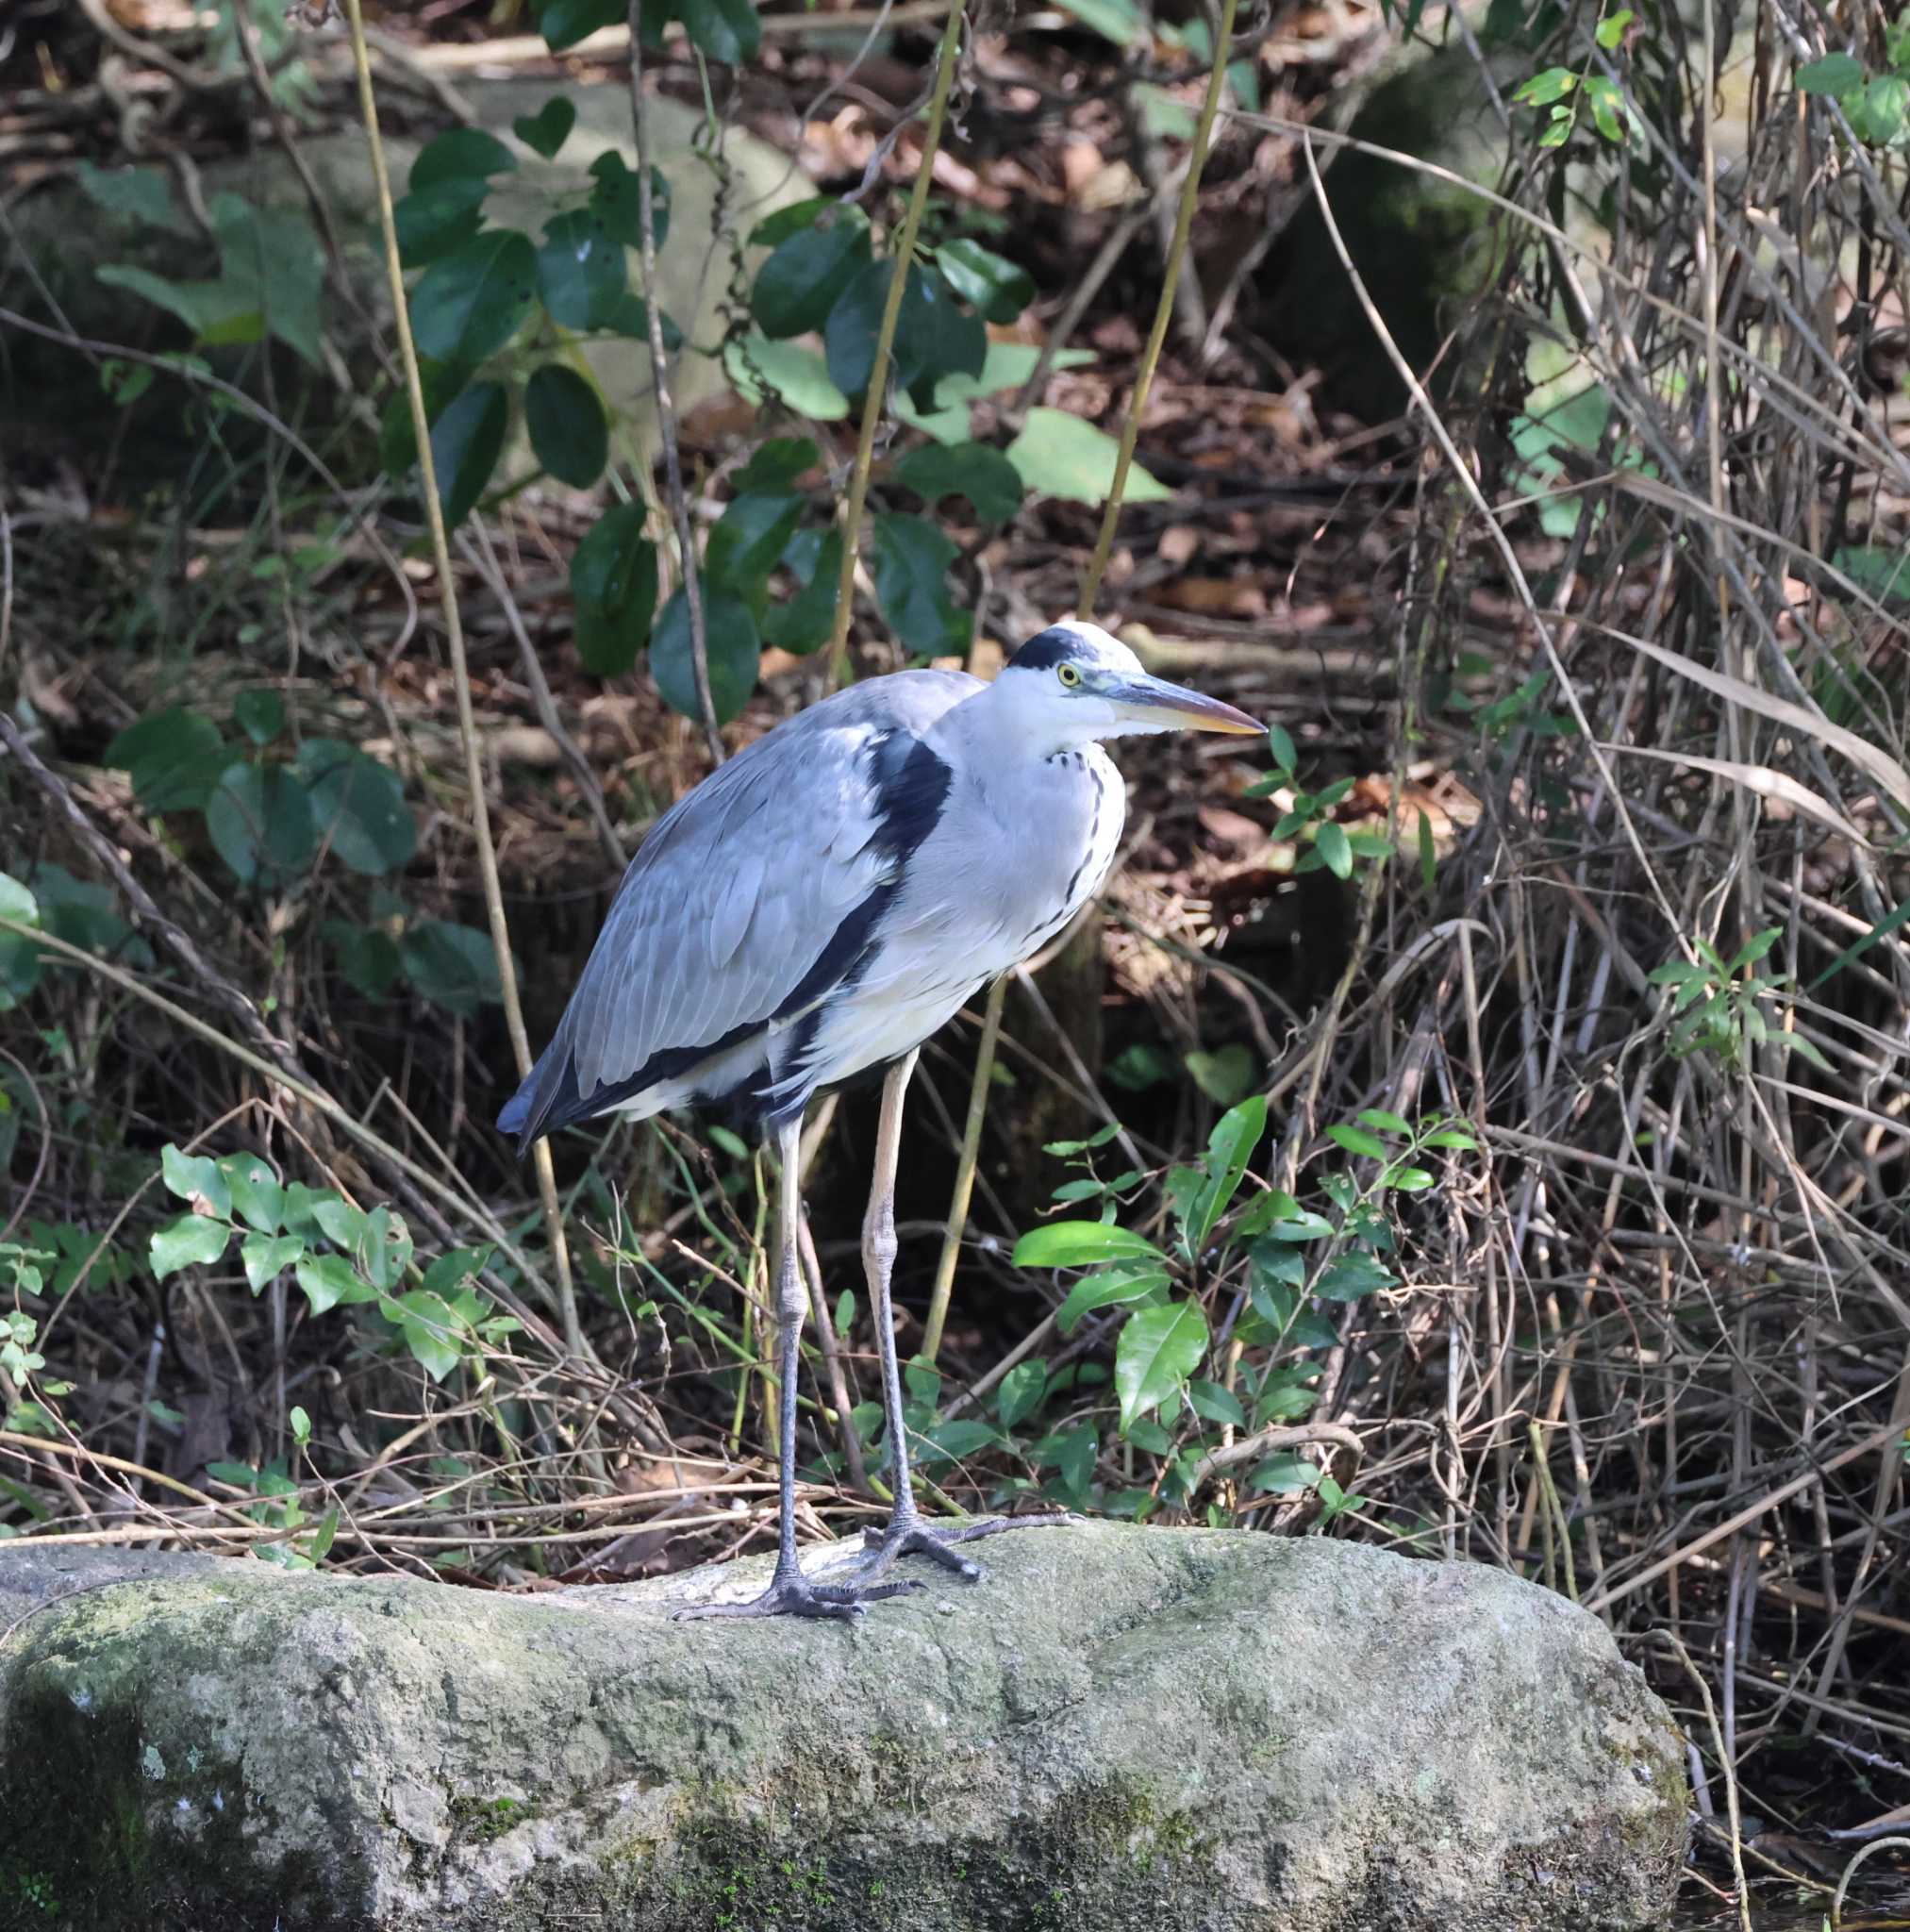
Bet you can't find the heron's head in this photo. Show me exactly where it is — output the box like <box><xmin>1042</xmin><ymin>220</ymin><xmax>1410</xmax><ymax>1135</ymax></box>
<box><xmin>997</xmin><ymin>621</ymin><xmax>1263</xmax><ymax>751</ymax></box>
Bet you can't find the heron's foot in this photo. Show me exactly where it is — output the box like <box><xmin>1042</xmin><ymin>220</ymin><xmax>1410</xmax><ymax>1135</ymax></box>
<box><xmin>858</xmin><ymin>1509</ymin><xmax>1079</xmax><ymax>1584</ymax></box>
<box><xmin>674</xmin><ymin>1565</ymin><xmax>925</xmax><ymax>1624</ymax></box>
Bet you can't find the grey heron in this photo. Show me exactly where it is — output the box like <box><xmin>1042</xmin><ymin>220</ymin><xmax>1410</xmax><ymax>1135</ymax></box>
<box><xmin>500</xmin><ymin>619</ymin><xmax>1262</xmax><ymax>1620</ymax></box>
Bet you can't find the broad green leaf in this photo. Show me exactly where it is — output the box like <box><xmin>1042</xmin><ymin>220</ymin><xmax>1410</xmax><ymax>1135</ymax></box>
<box><xmin>326</xmin><ymin>921</ymin><xmax>402</xmax><ymax>997</ymax></box>
<box><xmin>1381</xmin><ymin>1165</ymin><xmax>1435</xmax><ymax>1192</ymax></box>
<box><xmin>752</xmin><ymin>215</ymin><xmax>872</xmax><ymax>339</ymax></box>
<box><xmin>824</xmin><ymin>262</ymin><xmax>985</xmax><ymax>406</ymax></box>
<box><xmin>739</xmin><ymin>438</ymin><xmax>820</xmax><ymax>490</ymax></box>
<box><xmin>1055</xmin><ymin>0</ymin><xmax>1144</xmax><ymax>43</ymax></box>
<box><xmin>571</xmin><ymin>504</ymin><xmax>660</xmax><ymax>676</ymax></box>
<box><xmin>397</xmin><ymin>1290</ymin><xmax>463</xmax><ymax>1382</ymax></box>
<box><xmin>872</xmin><ymin>512</ymin><xmax>966</xmax><ymax>653</ymax></box>
<box><xmin>996</xmin><ymin>1359</ymin><xmax>1048</xmax><ymax>1429</ymax></box>
<box><xmin>1006</xmin><ymin>408</ymin><xmax>1171</xmax><ymax>506</ymax></box>
<box><xmin>1315</xmin><ymin>820</ymin><xmax>1353</xmax><ymax>878</ymax></box>
<box><xmin>429</xmin><ymin>378</ymin><xmax>509</xmax><ymax>525</ymax></box>
<box><xmin>678</xmin><ymin>0</ymin><xmax>759</xmax><ymax>62</ymax></box>
<box><xmin>587</xmin><ymin>152</ymin><xmax>670</xmax><ymax>249</ymax></box>
<box><xmin>1826</xmin><ymin>545</ymin><xmax>1910</xmax><ymax>606</ymax></box>
<box><xmin>402</xmin><ymin>921</ymin><xmax>503</xmax><ymax>1017</ymax></box>
<box><xmin>763</xmin><ymin>528</ymin><xmax>841</xmax><ymax>656</ymax></box>
<box><xmin>359</xmin><ymin>1207</ymin><xmax>415</xmax><ymax>1293</ymax></box>
<box><xmin>233</xmin><ymin>690</ymin><xmax>285</xmax><ymax>747</ymax></box>
<box><xmin>1055</xmin><ymin>1261</ymin><xmax>1171</xmax><ymax>1334</ymax></box>
<box><xmin>205</xmin><ymin>762</ymin><xmax>318</xmax><ymax>886</ymax></box>
<box><xmin>162</xmin><ymin>1143</ymin><xmax>231</xmax><ymax>1217</ymax></box>
<box><xmin>1514</xmin><ymin>65</ymin><xmax>1577</xmax><ymax>105</ymax></box>
<box><xmin>724</xmin><ymin>335</ymin><xmax>850</xmax><ymax>420</ymax></box>
<box><xmin>393</xmin><ymin>177</ymin><xmax>489</xmax><ymax>269</ymax></box>
<box><xmin>1188</xmin><ymin>1378</ymin><xmax>1246</xmax><ymax>1427</ymax></box>
<box><xmin>421</xmin><ymin>1244</ymin><xmax>493</xmax><ymax>1300</ymax></box>
<box><xmin>412</xmin><ymin>127</ymin><xmax>518</xmax><ymax>191</ymax></box>
<box><xmin>0</xmin><ymin>873</ymin><xmax>40</xmax><ymax>1011</ymax></box>
<box><xmin>895</xmin><ymin>441</ymin><xmax>1024</xmax><ymax>524</ymax></box>
<box><xmin>76</xmin><ymin>161</ymin><xmax>192</xmax><ymax>235</ymax></box>
<box><xmin>241</xmin><ymin>1233</ymin><xmax>304</xmax><ymax>1292</ymax></box>
<box><xmin>525</xmin><ymin>363</ymin><xmax>608</xmax><ymax>488</ymax></box>
<box><xmin>1250</xmin><ymin>1453</ymin><xmax>1322</xmax><ymax>1494</ymax></box>
<box><xmin>934</xmin><ymin>239</ymin><xmax>1035</xmax><ymax>325</ymax></box>
<box><xmin>1013</xmin><ymin>1221</ymin><xmax>1166</xmax><ymax>1269</ymax></box>
<box><xmin>538</xmin><ymin>0</ymin><xmax>624</xmax><ymax>48</ymax></box>
<box><xmin>1114</xmin><ymin>1300</ymin><xmax>1207</xmax><ymax>1429</ymax></box>
<box><xmin>651</xmin><ymin>589</ymin><xmax>760</xmax><ymax>724</ymax></box>
<box><xmin>1327</xmin><ymin>1123</ymin><xmax>1387</xmax><ymax>1159</ymax></box>
<box><xmin>106</xmin><ymin>708</ymin><xmax>227</xmax><ymax>813</ymax></box>
<box><xmin>220</xmin><ymin>1153</ymin><xmax>283</xmax><ymax>1234</ymax></box>
<box><xmin>151</xmin><ymin>1213</ymin><xmax>230</xmax><ymax>1281</ymax></box>
<box><xmin>295</xmin><ymin>1252</ymin><xmax>373</xmax><ymax>1316</ymax></box>
<box><xmin>1796</xmin><ymin>51</ymin><xmax>1864</xmax><ymax>97</ymax></box>
<box><xmin>513</xmin><ymin>96</ymin><xmax>576</xmax><ymax>158</ymax></box>
<box><xmin>1357</xmin><ymin>1108</ymin><xmax>1412</xmax><ymax>1136</ymax></box>
<box><xmin>1313</xmin><ymin>1252</ymin><xmax>1395</xmax><ymax>1301</ymax></box>
<box><xmin>201</xmin><ymin>193</ymin><xmax>324</xmax><ymax>366</ymax></box>
<box><xmin>537</xmin><ymin>208</ymin><xmax>627</xmax><ymax>330</ymax></box>
<box><xmin>1185</xmin><ymin>1044</ymin><xmax>1256</xmax><ymax>1107</ymax></box>
<box><xmin>410</xmin><ymin>229</ymin><xmax>537</xmax><ymax>365</ymax></box>
<box><xmin>915</xmin><ymin>1419</ymin><xmax>1001</xmax><ymax>1468</ymax></box>
<box><xmin>296</xmin><ymin>741</ymin><xmax>417</xmax><ymax>878</ymax></box>
<box><xmin>706</xmin><ymin>491</ymin><xmax>805</xmax><ymax>597</ymax></box>
<box><xmin>312</xmin><ymin>1195</ymin><xmax>368</xmax><ymax>1252</ymax></box>
<box><xmin>1183</xmin><ymin>1093</ymin><xmax>1268</xmax><ymax>1248</ymax></box>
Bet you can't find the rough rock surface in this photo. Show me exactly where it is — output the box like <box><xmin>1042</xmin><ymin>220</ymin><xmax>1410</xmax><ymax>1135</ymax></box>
<box><xmin>0</xmin><ymin>1525</ymin><xmax>1686</xmax><ymax>1932</ymax></box>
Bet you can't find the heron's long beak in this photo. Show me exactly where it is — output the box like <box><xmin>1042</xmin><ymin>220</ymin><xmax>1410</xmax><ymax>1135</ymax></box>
<box><xmin>1107</xmin><ymin>673</ymin><xmax>1264</xmax><ymax>736</ymax></box>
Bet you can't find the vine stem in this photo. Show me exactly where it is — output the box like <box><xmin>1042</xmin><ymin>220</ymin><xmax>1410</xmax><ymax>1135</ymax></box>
<box><xmin>826</xmin><ymin>1</ymin><xmax>966</xmax><ymax>679</ymax></box>
<box><xmin>340</xmin><ymin>0</ymin><xmax>588</xmax><ymax>1360</ymax></box>
<box><xmin>628</xmin><ymin>1</ymin><xmax>724</xmax><ymax>765</ymax></box>
<box><xmin>927</xmin><ymin>5</ymin><xmax>1237</xmax><ymax>1361</ymax></box>
<box><xmin>1077</xmin><ymin>0</ymin><xmax>1237</xmax><ymax>618</ymax></box>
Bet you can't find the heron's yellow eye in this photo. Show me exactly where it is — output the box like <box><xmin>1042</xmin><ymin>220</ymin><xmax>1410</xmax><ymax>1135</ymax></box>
<box><xmin>1057</xmin><ymin>663</ymin><xmax>1082</xmax><ymax>689</ymax></box>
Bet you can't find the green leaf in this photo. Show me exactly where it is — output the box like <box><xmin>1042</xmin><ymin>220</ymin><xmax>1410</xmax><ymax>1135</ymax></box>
<box><xmin>401</xmin><ymin>921</ymin><xmax>503</xmax><ymax>1018</ymax></box>
<box><xmin>1315</xmin><ymin>820</ymin><xmax>1353</xmax><ymax>878</ymax></box>
<box><xmin>1796</xmin><ymin>51</ymin><xmax>1864</xmax><ymax>97</ymax></box>
<box><xmin>428</xmin><ymin>379</ymin><xmax>509</xmax><ymax>525</ymax></box>
<box><xmin>1183</xmin><ymin>1093</ymin><xmax>1268</xmax><ymax>1249</ymax></box>
<box><xmin>1013</xmin><ymin>1222</ymin><xmax>1167</xmax><ymax>1269</ymax></box>
<box><xmin>537</xmin><ymin>208</ymin><xmax>628</xmax><ymax>330</ymax></box>
<box><xmin>934</xmin><ymin>240</ymin><xmax>1035</xmax><ymax>325</ymax></box>
<box><xmin>739</xmin><ymin>437</ymin><xmax>820</xmax><ymax>490</ymax></box>
<box><xmin>678</xmin><ymin>0</ymin><xmax>759</xmax><ymax>62</ymax></box>
<box><xmin>241</xmin><ymin>1233</ymin><xmax>304</xmax><ymax>1292</ymax></box>
<box><xmin>1249</xmin><ymin>1453</ymin><xmax>1321</xmax><ymax>1494</ymax></box>
<box><xmin>393</xmin><ymin>178</ymin><xmax>490</xmax><ymax>269</ymax></box>
<box><xmin>524</xmin><ymin>363</ymin><xmax>608</xmax><ymax>487</ymax></box>
<box><xmin>1417</xmin><ymin>808</ymin><xmax>1437</xmax><ymax>891</ymax></box>
<box><xmin>651</xmin><ymin>589</ymin><xmax>760</xmax><ymax>724</ymax></box>
<box><xmin>588</xmin><ymin>153</ymin><xmax>670</xmax><ymax>249</ymax></box>
<box><xmin>295</xmin><ymin>1252</ymin><xmax>373</xmax><ymax>1316</ymax></box>
<box><xmin>219</xmin><ymin>1153</ymin><xmax>282</xmax><ymax>1234</ymax></box>
<box><xmin>571</xmin><ymin>504</ymin><xmax>661</xmax><ymax>675</ymax></box>
<box><xmin>421</xmin><ymin>1244</ymin><xmax>493</xmax><ymax>1300</ymax></box>
<box><xmin>706</xmin><ymin>491</ymin><xmax>805</xmax><ymax>597</ymax></box>
<box><xmin>763</xmin><ymin>528</ymin><xmax>841</xmax><ymax>655</ymax></box>
<box><xmin>326</xmin><ymin>920</ymin><xmax>402</xmax><ymax>997</ymax></box>
<box><xmin>1595</xmin><ymin>8</ymin><xmax>1632</xmax><ymax>48</ymax></box>
<box><xmin>106</xmin><ymin>707</ymin><xmax>227</xmax><ymax>813</ymax></box>
<box><xmin>1313</xmin><ymin>1252</ymin><xmax>1395</xmax><ymax>1301</ymax></box>
<box><xmin>1188</xmin><ymin>1378</ymin><xmax>1246</xmax><ymax>1427</ymax></box>
<box><xmin>296</xmin><ymin>741</ymin><xmax>417</xmax><ymax>878</ymax></box>
<box><xmin>1357</xmin><ymin>1108</ymin><xmax>1412</xmax><ymax>1136</ymax></box>
<box><xmin>824</xmin><ymin>261</ymin><xmax>985</xmax><ymax>406</ymax></box>
<box><xmin>205</xmin><ymin>762</ymin><xmax>318</xmax><ymax>886</ymax></box>
<box><xmin>0</xmin><ymin>873</ymin><xmax>41</xmax><ymax>1011</ymax></box>
<box><xmin>872</xmin><ymin>512</ymin><xmax>966</xmax><ymax>653</ymax></box>
<box><xmin>161</xmin><ymin>1143</ymin><xmax>231</xmax><ymax>1217</ymax></box>
<box><xmin>1185</xmin><ymin>1044</ymin><xmax>1256</xmax><ymax>1107</ymax></box>
<box><xmin>538</xmin><ymin>0</ymin><xmax>624</xmax><ymax>49</ymax></box>
<box><xmin>1055</xmin><ymin>1261</ymin><xmax>1171</xmax><ymax>1334</ymax></box>
<box><xmin>1006</xmin><ymin>408</ymin><xmax>1171</xmax><ymax>506</ymax></box>
<box><xmin>203</xmin><ymin>193</ymin><xmax>324</xmax><ymax>365</ymax></box>
<box><xmin>1265</xmin><ymin>722</ymin><xmax>1297</xmax><ymax>774</ymax></box>
<box><xmin>1327</xmin><ymin>1123</ymin><xmax>1387</xmax><ymax>1159</ymax></box>
<box><xmin>834</xmin><ymin>1290</ymin><xmax>856</xmax><ymax>1339</ymax></box>
<box><xmin>996</xmin><ymin>1359</ymin><xmax>1048</xmax><ymax>1429</ymax></box>
<box><xmin>397</xmin><ymin>1290</ymin><xmax>464</xmax><ymax>1383</ymax></box>
<box><xmin>752</xmin><ymin>216</ymin><xmax>872</xmax><ymax>339</ymax></box>
<box><xmin>412</xmin><ymin>127</ymin><xmax>518</xmax><ymax>191</ymax></box>
<box><xmin>1054</xmin><ymin>0</ymin><xmax>1144</xmax><ymax>43</ymax></box>
<box><xmin>513</xmin><ymin>96</ymin><xmax>576</xmax><ymax>158</ymax></box>
<box><xmin>1114</xmin><ymin>1300</ymin><xmax>1207</xmax><ymax>1429</ymax></box>
<box><xmin>76</xmin><ymin>161</ymin><xmax>192</xmax><ymax>235</ymax></box>
<box><xmin>894</xmin><ymin>441</ymin><xmax>1024</xmax><ymax>524</ymax></box>
<box><xmin>723</xmin><ymin>336</ymin><xmax>850</xmax><ymax>420</ymax></box>
<box><xmin>233</xmin><ymin>689</ymin><xmax>285</xmax><ymax>747</ymax></box>
<box><xmin>1514</xmin><ymin>65</ymin><xmax>1577</xmax><ymax>105</ymax></box>
<box><xmin>290</xmin><ymin>1405</ymin><xmax>312</xmax><ymax>1447</ymax></box>
<box><xmin>410</xmin><ymin>229</ymin><xmax>537</xmax><ymax>365</ymax></box>
<box><xmin>151</xmin><ymin>1213</ymin><xmax>230</xmax><ymax>1281</ymax></box>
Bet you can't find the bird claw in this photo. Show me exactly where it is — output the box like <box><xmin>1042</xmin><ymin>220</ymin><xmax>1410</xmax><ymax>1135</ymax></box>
<box><xmin>858</xmin><ymin>1510</ymin><xmax>1078</xmax><ymax>1584</ymax></box>
<box><xmin>674</xmin><ymin>1568</ymin><xmax>925</xmax><ymax>1624</ymax></box>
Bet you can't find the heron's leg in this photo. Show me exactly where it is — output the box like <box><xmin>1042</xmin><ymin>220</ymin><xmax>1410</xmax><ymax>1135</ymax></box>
<box><xmin>856</xmin><ymin>1052</ymin><xmax>1074</xmax><ymax>1584</ymax></box>
<box><xmin>677</xmin><ymin>1110</ymin><xmax>921</xmax><ymax>1624</ymax></box>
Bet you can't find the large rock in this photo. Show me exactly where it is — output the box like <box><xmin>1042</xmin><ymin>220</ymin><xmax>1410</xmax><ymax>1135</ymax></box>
<box><xmin>0</xmin><ymin>1525</ymin><xmax>1686</xmax><ymax>1931</ymax></box>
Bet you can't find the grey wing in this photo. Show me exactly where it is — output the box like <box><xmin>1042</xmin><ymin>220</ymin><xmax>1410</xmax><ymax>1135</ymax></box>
<box><xmin>499</xmin><ymin>672</ymin><xmax>973</xmax><ymax>1146</ymax></box>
